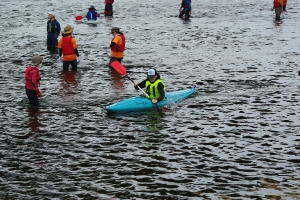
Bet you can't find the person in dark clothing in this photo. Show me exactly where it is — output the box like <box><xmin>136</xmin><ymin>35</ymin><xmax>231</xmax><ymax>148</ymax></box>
<box><xmin>47</xmin><ymin>12</ymin><xmax>60</xmax><ymax>54</ymax></box>
<box><xmin>179</xmin><ymin>0</ymin><xmax>192</xmax><ymax>20</ymax></box>
<box><xmin>134</xmin><ymin>69</ymin><xmax>166</xmax><ymax>104</ymax></box>
<box><xmin>104</xmin><ymin>0</ymin><xmax>114</xmax><ymax>16</ymax></box>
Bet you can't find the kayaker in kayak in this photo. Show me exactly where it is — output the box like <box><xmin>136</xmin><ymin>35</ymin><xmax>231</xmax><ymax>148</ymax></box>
<box><xmin>134</xmin><ymin>68</ymin><xmax>165</xmax><ymax>104</ymax></box>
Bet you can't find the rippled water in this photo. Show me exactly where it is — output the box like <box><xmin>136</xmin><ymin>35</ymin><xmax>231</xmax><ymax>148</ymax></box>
<box><xmin>1</xmin><ymin>0</ymin><xmax>300</xmax><ymax>199</ymax></box>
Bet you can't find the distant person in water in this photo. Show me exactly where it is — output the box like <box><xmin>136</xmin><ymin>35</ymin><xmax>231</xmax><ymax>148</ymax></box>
<box><xmin>133</xmin><ymin>69</ymin><xmax>166</xmax><ymax>104</ymax></box>
<box><xmin>282</xmin><ymin>0</ymin><xmax>287</xmax><ymax>11</ymax></box>
<box><xmin>104</xmin><ymin>0</ymin><xmax>114</xmax><ymax>16</ymax></box>
<box><xmin>109</xmin><ymin>27</ymin><xmax>126</xmax><ymax>64</ymax></box>
<box><xmin>272</xmin><ymin>0</ymin><xmax>283</xmax><ymax>22</ymax></box>
<box><xmin>86</xmin><ymin>5</ymin><xmax>100</xmax><ymax>21</ymax></box>
<box><xmin>25</xmin><ymin>55</ymin><xmax>43</xmax><ymax>106</ymax></box>
<box><xmin>58</xmin><ymin>25</ymin><xmax>81</xmax><ymax>71</ymax></box>
<box><xmin>47</xmin><ymin>12</ymin><xmax>60</xmax><ymax>54</ymax></box>
<box><xmin>179</xmin><ymin>0</ymin><xmax>191</xmax><ymax>20</ymax></box>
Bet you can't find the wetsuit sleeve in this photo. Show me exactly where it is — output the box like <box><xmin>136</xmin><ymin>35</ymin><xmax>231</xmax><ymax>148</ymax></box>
<box><xmin>74</xmin><ymin>49</ymin><xmax>80</xmax><ymax>57</ymax></box>
<box><xmin>56</xmin><ymin>21</ymin><xmax>61</xmax><ymax>38</ymax></box>
<box><xmin>156</xmin><ymin>82</ymin><xmax>165</xmax><ymax>102</ymax></box>
<box><xmin>59</xmin><ymin>48</ymin><xmax>62</xmax><ymax>57</ymax></box>
<box><xmin>135</xmin><ymin>79</ymin><xmax>147</xmax><ymax>90</ymax></box>
<box><xmin>110</xmin><ymin>42</ymin><xmax>116</xmax><ymax>48</ymax></box>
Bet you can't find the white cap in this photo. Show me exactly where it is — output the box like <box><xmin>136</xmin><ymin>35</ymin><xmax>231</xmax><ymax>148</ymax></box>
<box><xmin>47</xmin><ymin>12</ymin><xmax>55</xmax><ymax>17</ymax></box>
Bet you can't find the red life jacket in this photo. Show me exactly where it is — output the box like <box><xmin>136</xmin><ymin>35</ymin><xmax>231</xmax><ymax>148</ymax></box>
<box><xmin>274</xmin><ymin>0</ymin><xmax>281</xmax><ymax>7</ymax></box>
<box><xmin>62</xmin><ymin>37</ymin><xmax>75</xmax><ymax>55</ymax></box>
<box><xmin>106</xmin><ymin>0</ymin><xmax>113</xmax><ymax>4</ymax></box>
<box><xmin>111</xmin><ymin>34</ymin><xmax>125</xmax><ymax>52</ymax></box>
<box><xmin>25</xmin><ymin>66</ymin><xmax>41</xmax><ymax>86</ymax></box>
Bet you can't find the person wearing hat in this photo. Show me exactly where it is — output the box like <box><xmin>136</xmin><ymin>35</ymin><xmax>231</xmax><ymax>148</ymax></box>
<box><xmin>25</xmin><ymin>55</ymin><xmax>43</xmax><ymax>106</ymax></box>
<box><xmin>110</xmin><ymin>27</ymin><xmax>126</xmax><ymax>64</ymax></box>
<box><xmin>47</xmin><ymin>12</ymin><xmax>61</xmax><ymax>54</ymax></box>
<box><xmin>57</xmin><ymin>25</ymin><xmax>81</xmax><ymax>71</ymax></box>
<box><xmin>86</xmin><ymin>5</ymin><xmax>100</xmax><ymax>21</ymax></box>
<box><xmin>133</xmin><ymin>68</ymin><xmax>166</xmax><ymax>104</ymax></box>
<box><xmin>104</xmin><ymin>0</ymin><xmax>114</xmax><ymax>16</ymax></box>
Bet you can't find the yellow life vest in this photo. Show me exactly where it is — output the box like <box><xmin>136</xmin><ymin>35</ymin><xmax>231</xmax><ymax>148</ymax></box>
<box><xmin>145</xmin><ymin>79</ymin><xmax>165</xmax><ymax>99</ymax></box>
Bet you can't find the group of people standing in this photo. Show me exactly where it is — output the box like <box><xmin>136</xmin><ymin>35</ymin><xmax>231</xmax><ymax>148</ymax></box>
<box><xmin>26</xmin><ymin>0</ymin><xmax>196</xmax><ymax>107</ymax></box>
<box><xmin>26</xmin><ymin>3</ymin><xmax>126</xmax><ymax>107</ymax></box>
<box><xmin>272</xmin><ymin>0</ymin><xmax>288</xmax><ymax>22</ymax></box>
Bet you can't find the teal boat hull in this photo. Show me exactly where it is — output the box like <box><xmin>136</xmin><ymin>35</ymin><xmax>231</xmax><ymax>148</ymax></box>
<box><xmin>105</xmin><ymin>87</ymin><xmax>197</xmax><ymax>113</ymax></box>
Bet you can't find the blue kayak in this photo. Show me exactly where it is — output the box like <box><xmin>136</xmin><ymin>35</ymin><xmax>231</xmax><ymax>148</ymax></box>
<box><xmin>105</xmin><ymin>86</ymin><xmax>197</xmax><ymax>113</ymax></box>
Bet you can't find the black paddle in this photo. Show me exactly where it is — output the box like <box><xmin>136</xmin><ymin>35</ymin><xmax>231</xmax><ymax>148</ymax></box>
<box><xmin>110</xmin><ymin>61</ymin><xmax>161</xmax><ymax>109</ymax></box>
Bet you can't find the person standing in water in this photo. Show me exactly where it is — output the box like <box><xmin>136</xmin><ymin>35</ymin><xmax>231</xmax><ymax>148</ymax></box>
<box><xmin>179</xmin><ymin>0</ymin><xmax>191</xmax><ymax>20</ymax></box>
<box><xmin>86</xmin><ymin>5</ymin><xmax>100</xmax><ymax>21</ymax></box>
<box><xmin>58</xmin><ymin>25</ymin><xmax>81</xmax><ymax>71</ymax></box>
<box><xmin>25</xmin><ymin>55</ymin><xmax>43</xmax><ymax>106</ymax></box>
<box><xmin>272</xmin><ymin>0</ymin><xmax>283</xmax><ymax>22</ymax></box>
<box><xmin>134</xmin><ymin>68</ymin><xmax>166</xmax><ymax>104</ymax></box>
<box><xmin>47</xmin><ymin>12</ymin><xmax>60</xmax><ymax>54</ymax></box>
<box><xmin>104</xmin><ymin>0</ymin><xmax>114</xmax><ymax>16</ymax></box>
<box><xmin>109</xmin><ymin>27</ymin><xmax>126</xmax><ymax>64</ymax></box>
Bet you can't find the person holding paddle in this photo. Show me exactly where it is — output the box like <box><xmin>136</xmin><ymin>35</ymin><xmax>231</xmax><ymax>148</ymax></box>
<box><xmin>109</xmin><ymin>27</ymin><xmax>126</xmax><ymax>64</ymax></box>
<box><xmin>25</xmin><ymin>55</ymin><xmax>43</xmax><ymax>106</ymax></box>
<box><xmin>134</xmin><ymin>69</ymin><xmax>166</xmax><ymax>104</ymax></box>
<box><xmin>57</xmin><ymin>25</ymin><xmax>81</xmax><ymax>71</ymax></box>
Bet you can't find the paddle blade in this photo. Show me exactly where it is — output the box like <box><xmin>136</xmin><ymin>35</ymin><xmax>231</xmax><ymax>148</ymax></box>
<box><xmin>75</xmin><ymin>16</ymin><xmax>83</xmax><ymax>20</ymax></box>
<box><xmin>110</xmin><ymin>61</ymin><xmax>127</xmax><ymax>75</ymax></box>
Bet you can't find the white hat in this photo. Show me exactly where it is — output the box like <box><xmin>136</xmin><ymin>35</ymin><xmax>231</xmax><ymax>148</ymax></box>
<box><xmin>47</xmin><ymin>12</ymin><xmax>55</xmax><ymax>17</ymax></box>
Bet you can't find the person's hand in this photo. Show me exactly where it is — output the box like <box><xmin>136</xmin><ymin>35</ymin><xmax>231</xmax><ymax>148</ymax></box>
<box><xmin>152</xmin><ymin>99</ymin><xmax>158</xmax><ymax>104</ymax></box>
<box><xmin>134</xmin><ymin>81</ymin><xmax>138</xmax><ymax>87</ymax></box>
<box><xmin>77</xmin><ymin>56</ymin><xmax>81</xmax><ymax>63</ymax></box>
<box><xmin>37</xmin><ymin>91</ymin><xmax>42</xmax><ymax>97</ymax></box>
<box><xmin>57</xmin><ymin>56</ymin><xmax>62</xmax><ymax>63</ymax></box>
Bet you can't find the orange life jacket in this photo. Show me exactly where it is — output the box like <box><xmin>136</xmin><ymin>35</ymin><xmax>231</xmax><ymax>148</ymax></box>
<box><xmin>111</xmin><ymin>34</ymin><xmax>125</xmax><ymax>52</ymax></box>
<box><xmin>62</xmin><ymin>37</ymin><xmax>75</xmax><ymax>55</ymax></box>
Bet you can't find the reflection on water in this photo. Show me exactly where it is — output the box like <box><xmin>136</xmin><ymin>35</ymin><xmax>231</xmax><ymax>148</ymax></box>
<box><xmin>60</xmin><ymin>71</ymin><xmax>79</xmax><ymax>95</ymax></box>
<box><xmin>109</xmin><ymin>68</ymin><xmax>125</xmax><ymax>90</ymax></box>
<box><xmin>27</xmin><ymin>107</ymin><xmax>41</xmax><ymax>133</ymax></box>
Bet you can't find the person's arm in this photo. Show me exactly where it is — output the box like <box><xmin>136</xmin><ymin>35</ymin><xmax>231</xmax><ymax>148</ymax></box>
<box><xmin>55</xmin><ymin>21</ymin><xmax>61</xmax><ymax>38</ymax></box>
<box><xmin>74</xmin><ymin>49</ymin><xmax>80</xmax><ymax>57</ymax></box>
<box><xmin>30</xmin><ymin>70</ymin><xmax>39</xmax><ymax>92</ymax></box>
<box><xmin>134</xmin><ymin>79</ymin><xmax>146</xmax><ymax>90</ymax></box>
<box><xmin>156</xmin><ymin>82</ymin><xmax>165</xmax><ymax>102</ymax></box>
